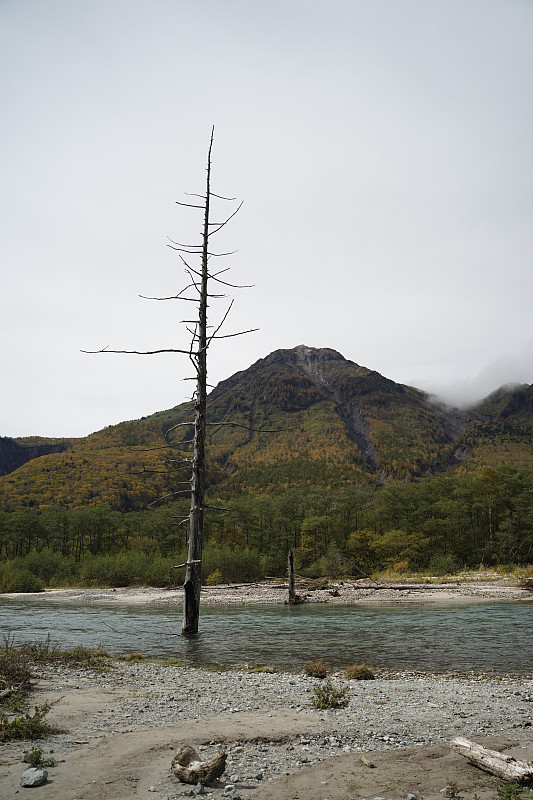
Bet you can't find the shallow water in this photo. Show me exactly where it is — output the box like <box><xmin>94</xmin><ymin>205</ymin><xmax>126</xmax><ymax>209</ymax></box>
<box><xmin>0</xmin><ymin>598</ymin><xmax>531</xmax><ymax>673</ymax></box>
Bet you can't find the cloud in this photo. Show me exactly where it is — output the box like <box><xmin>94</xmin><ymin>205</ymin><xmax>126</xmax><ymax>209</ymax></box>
<box><xmin>418</xmin><ymin>340</ymin><xmax>533</xmax><ymax>408</ymax></box>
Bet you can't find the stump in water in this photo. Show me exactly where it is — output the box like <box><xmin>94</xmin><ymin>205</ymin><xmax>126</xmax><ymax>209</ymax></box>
<box><xmin>287</xmin><ymin>549</ymin><xmax>305</xmax><ymax>604</ymax></box>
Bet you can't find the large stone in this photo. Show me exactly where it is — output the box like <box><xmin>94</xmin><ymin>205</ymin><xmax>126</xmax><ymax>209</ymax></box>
<box><xmin>21</xmin><ymin>768</ymin><xmax>48</xmax><ymax>787</ymax></box>
<box><xmin>172</xmin><ymin>744</ymin><xmax>226</xmax><ymax>785</ymax></box>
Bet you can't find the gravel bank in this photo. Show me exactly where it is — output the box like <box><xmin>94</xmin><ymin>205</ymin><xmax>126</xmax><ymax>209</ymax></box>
<box><xmin>6</xmin><ymin>579</ymin><xmax>532</xmax><ymax>606</ymax></box>
<box><xmin>1</xmin><ymin>660</ymin><xmax>532</xmax><ymax>800</ymax></box>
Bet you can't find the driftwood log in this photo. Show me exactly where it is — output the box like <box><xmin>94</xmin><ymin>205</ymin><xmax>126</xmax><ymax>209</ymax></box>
<box><xmin>171</xmin><ymin>745</ymin><xmax>226</xmax><ymax>784</ymax></box>
<box><xmin>452</xmin><ymin>737</ymin><xmax>533</xmax><ymax>784</ymax></box>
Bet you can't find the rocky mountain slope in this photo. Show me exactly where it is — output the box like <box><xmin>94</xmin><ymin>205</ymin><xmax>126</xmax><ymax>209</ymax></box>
<box><xmin>0</xmin><ymin>346</ymin><xmax>531</xmax><ymax>510</ymax></box>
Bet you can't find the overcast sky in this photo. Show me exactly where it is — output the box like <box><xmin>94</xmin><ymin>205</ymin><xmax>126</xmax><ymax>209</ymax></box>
<box><xmin>1</xmin><ymin>0</ymin><xmax>532</xmax><ymax>438</ymax></box>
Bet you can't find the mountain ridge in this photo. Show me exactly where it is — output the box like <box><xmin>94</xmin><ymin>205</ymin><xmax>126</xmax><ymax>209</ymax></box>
<box><xmin>0</xmin><ymin>345</ymin><xmax>532</xmax><ymax>510</ymax></box>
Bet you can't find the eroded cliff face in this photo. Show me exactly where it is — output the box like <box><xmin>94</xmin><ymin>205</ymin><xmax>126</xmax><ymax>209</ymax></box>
<box><xmin>0</xmin><ymin>437</ymin><xmax>68</xmax><ymax>477</ymax></box>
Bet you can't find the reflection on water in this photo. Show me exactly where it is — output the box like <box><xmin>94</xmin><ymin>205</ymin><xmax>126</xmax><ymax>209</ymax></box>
<box><xmin>0</xmin><ymin>598</ymin><xmax>531</xmax><ymax>673</ymax></box>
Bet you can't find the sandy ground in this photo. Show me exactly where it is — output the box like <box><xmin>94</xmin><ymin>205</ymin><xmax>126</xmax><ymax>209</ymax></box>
<box><xmin>4</xmin><ymin>578</ymin><xmax>533</xmax><ymax>607</ymax></box>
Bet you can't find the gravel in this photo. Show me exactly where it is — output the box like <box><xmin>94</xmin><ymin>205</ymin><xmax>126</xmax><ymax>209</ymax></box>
<box><xmin>14</xmin><ymin>660</ymin><xmax>533</xmax><ymax>800</ymax></box>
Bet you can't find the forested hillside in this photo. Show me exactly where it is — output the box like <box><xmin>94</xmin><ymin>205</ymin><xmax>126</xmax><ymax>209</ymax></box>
<box><xmin>0</xmin><ymin>346</ymin><xmax>531</xmax><ymax>589</ymax></box>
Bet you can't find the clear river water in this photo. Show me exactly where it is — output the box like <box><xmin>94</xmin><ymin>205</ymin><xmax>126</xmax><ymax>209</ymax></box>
<box><xmin>0</xmin><ymin>598</ymin><xmax>531</xmax><ymax>673</ymax></box>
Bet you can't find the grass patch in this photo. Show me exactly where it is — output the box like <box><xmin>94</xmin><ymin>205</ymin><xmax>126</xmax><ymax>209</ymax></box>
<box><xmin>245</xmin><ymin>664</ymin><xmax>277</xmax><ymax>673</ymax></box>
<box><xmin>15</xmin><ymin>636</ymin><xmax>110</xmax><ymax>672</ymax></box>
<box><xmin>120</xmin><ymin>652</ymin><xmax>146</xmax><ymax>663</ymax></box>
<box><xmin>345</xmin><ymin>663</ymin><xmax>375</xmax><ymax>680</ymax></box>
<box><xmin>0</xmin><ymin>635</ymin><xmax>111</xmax><ymax>742</ymax></box>
<box><xmin>497</xmin><ymin>783</ymin><xmax>526</xmax><ymax>800</ymax></box>
<box><xmin>303</xmin><ymin>660</ymin><xmax>328</xmax><ymax>678</ymax></box>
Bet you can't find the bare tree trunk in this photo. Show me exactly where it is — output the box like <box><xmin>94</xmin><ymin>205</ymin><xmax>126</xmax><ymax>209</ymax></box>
<box><xmin>181</xmin><ymin>133</ymin><xmax>212</xmax><ymax>637</ymax></box>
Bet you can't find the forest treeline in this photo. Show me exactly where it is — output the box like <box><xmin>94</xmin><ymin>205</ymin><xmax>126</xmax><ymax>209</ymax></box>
<box><xmin>0</xmin><ymin>464</ymin><xmax>531</xmax><ymax>591</ymax></box>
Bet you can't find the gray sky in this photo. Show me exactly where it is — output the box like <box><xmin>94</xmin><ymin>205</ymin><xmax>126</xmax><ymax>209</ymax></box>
<box><xmin>1</xmin><ymin>0</ymin><xmax>532</xmax><ymax>437</ymax></box>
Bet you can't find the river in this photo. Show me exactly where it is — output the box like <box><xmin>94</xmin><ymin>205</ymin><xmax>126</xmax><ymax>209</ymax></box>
<box><xmin>0</xmin><ymin>598</ymin><xmax>531</xmax><ymax>673</ymax></box>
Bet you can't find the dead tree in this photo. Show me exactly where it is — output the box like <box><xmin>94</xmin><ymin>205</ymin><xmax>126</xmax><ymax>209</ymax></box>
<box><xmin>288</xmin><ymin>549</ymin><xmax>296</xmax><ymax>602</ymax></box>
<box><xmin>83</xmin><ymin>127</ymin><xmax>255</xmax><ymax>636</ymax></box>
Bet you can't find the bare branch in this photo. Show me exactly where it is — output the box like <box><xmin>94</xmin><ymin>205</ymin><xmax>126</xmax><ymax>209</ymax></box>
<box><xmin>206</xmin><ymin>249</ymin><xmax>238</xmax><ymax>257</ymax></box>
<box><xmin>148</xmin><ymin>490</ymin><xmax>191</xmax><ymax>506</ymax></box>
<box><xmin>164</xmin><ymin>421</ymin><xmax>195</xmax><ymax>435</ymax></box>
<box><xmin>139</xmin><ymin>283</ymin><xmax>200</xmax><ymax>301</ymax></box>
<box><xmin>175</xmin><ymin>201</ymin><xmax>204</xmax><ymax>208</ymax></box>
<box><xmin>207</xmin><ymin>421</ymin><xmax>286</xmax><ymax>433</ymax></box>
<box><xmin>81</xmin><ymin>346</ymin><xmax>192</xmax><ymax>356</ymax></box>
<box><xmin>210</xmin><ymin>327</ymin><xmax>259</xmax><ymax>340</ymax></box>
<box><xmin>206</xmin><ymin>299</ymin><xmax>234</xmax><ymax>347</ymax></box>
<box><xmin>167</xmin><ymin>238</ymin><xmax>202</xmax><ymax>249</ymax></box>
<box><xmin>208</xmin><ymin>201</ymin><xmax>243</xmax><ymax>237</ymax></box>
<box><xmin>164</xmin><ymin>434</ymin><xmax>195</xmax><ymax>445</ymax></box>
<box><xmin>209</xmin><ymin>275</ymin><xmax>255</xmax><ymax>289</ymax></box>
<box><xmin>172</xmin><ymin>559</ymin><xmax>202</xmax><ymax>569</ymax></box>
<box><xmin>168</xmin><ymin>245</ymin><xmax>206</xmax><ymax>255</ymax></box>
<box><xmin>210</xmin><ymin>192</ymin><xmax>236</xmax><ymax>200</ymax></box>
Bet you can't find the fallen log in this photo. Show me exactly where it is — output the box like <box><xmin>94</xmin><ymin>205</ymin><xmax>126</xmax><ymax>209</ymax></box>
<box><xmin>172</xmin><ymin>744</ymin><xmax>226</xmax><ymax>784</ymax></box>
<box><xmin>452</xmin><ymin>737</ymin><xmax>533</xmax><ymax>784</ymax></box>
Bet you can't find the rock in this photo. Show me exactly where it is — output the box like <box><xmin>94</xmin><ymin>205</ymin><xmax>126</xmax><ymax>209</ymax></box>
<box><xmin>20</xmin><ymin>768</ymin><xmax>48</xmax><ymax>787</ymax></box>
<box><xmin>406</xmin><ymin>795</ymin><xmax>418</xmax><ymax>800</ymax></box>
<box><xmin>172</xmin><ymin>745</ymin><xmax>227</xmax><ymax>785</ymax></box>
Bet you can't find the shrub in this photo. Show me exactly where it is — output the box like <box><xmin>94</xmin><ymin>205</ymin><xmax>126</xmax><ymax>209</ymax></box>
<box><xmin>345</xmin><ymin>664</ymin><xmax>375</xmax><ymax>680</ymax></box>
<box><xmin>0</xmin><ymin>702</ymin><xmax>54</xmax><ymax>741</ymax></box>
<box><xmin>304</xmin><ymin>660</ymin><xmax>328</xmax><ymax>678</ymax></box>
<box><xmin>0</xmin><ymin>636</ymin><xmax>33</xmax><ymax>699</ymax></box>
<box><xmin>312</xmin><ymin>681</ymin><xmax>349</xmax><ymax>710</ymax></box>
<box><xmin>23</xmin><ymin>745</ymin><xmax>56</xmax><ymax>768</ymax></box>
<box><xmin>206</xmin><ymin>569</ymin><xmax>224</xmax><ymax>586</ymax></box>
<box><xmin>0</xmin><ymin>565</ymin><xmax>43</xmax><ymax>594</ymax></box>
<box><xmin>202</xmin><ymin>546</ymin><xmax>265</xmax><ymax>583</ymax></box>
<box><xmin>428</xmin><ymin>553</ymin><xmax>459</xmax><ymax>577</ymax></box>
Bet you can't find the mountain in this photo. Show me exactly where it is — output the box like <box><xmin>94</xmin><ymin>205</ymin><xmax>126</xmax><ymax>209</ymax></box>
<box><xmin>1</xmin><ymin>346</ymin><xmax>532</xmax><ymax>511</ymax></box>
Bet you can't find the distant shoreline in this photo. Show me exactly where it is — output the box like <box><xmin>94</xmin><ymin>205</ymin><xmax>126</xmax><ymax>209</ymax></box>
<box><xmin>2</xmin><ymin>579</ymin><xmax>531</xmax><ymax>606</ymax></box>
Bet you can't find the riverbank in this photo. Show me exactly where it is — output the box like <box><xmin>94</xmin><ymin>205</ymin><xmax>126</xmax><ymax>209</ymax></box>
<box><xmin>4</xmin><ymin>578</ymin><xmax>532</xmax><ymax>606</ymax></box>
<box><xmin>1</xmin><ymin>659</ymin><xmax>532</xmax><ymax>800</ymax></box>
